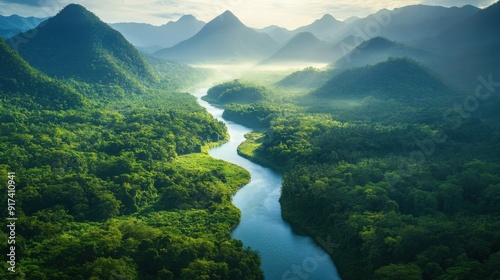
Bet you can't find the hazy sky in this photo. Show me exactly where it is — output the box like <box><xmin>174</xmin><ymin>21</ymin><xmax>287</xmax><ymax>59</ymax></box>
<box><xmin>0</xmin><ymin>0</ymin><xmax>496</xmax><ymax>29</ymax></box>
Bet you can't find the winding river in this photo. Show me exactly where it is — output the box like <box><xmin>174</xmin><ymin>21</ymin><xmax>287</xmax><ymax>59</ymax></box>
<box><xmin>193</xmin><ymin>88</ymin><xmax>341</xmax><ymax>280</ymax></box>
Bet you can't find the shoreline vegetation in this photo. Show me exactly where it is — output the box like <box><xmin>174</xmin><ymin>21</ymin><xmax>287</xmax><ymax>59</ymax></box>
<box><xmin>202</xmin><ymin>56</ymin><xmax>500</xmax><ymax>279</ymax></box>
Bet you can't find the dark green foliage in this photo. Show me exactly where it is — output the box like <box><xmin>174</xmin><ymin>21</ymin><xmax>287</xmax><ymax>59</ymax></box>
<box><xmin>206</xmin><ymin>79</ymin><xmax>270</xmax><ymax>104</ymax></box>
<box><xmin>0</xmin><ymin>38</ymin><xmax>83</xmax><ymax>109</ymax></box>
<box><xmin>276</xmin><ymin>66</ymin><xmax>333</xmax><ymax>89</ymax></box>
<box><xmin>312</xmin><ymin>57</ymin><xmax>455</xmax><ymax>102</ymax></box>
<box><xmin>224</xmin><ymin>57</ymin><xmax>500</xmax><ymax>280</ymax></box>
<box><xmin>223</xmin><ymin>102</ymin><xmax>293</xmax><ymax>129</ymax></box>
<box><xmin>9</xmin><ymin>4</ymin><xmax>157</xmax><ymax>90</ymax></box>
<box><xmin>0</xmin><ymin>10</ymin><xmax>262</xmax><ymax>276</ymax></box>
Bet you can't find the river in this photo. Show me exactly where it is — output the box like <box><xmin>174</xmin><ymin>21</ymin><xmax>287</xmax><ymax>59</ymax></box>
<box><xmin>192</xmin><ymin>88</ymin><xmax>341</xmax><ymax>280</ymax></box>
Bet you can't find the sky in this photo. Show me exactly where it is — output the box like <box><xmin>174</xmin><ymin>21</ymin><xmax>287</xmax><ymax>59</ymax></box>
<box><xmin>0</xmin><ymin>0</ymin><xmax>496</xmax><ymax>29</ymax></box>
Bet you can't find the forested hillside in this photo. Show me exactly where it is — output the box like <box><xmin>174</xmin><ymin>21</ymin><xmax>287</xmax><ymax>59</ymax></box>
<box><xmin>213</xmin><ymin>57</ymin><xmax>500</xmax><ymax>279</ymax></box>
<box><xmin>0</xmin><ymin>5</ymin><xmax>263</xmax><ymax>279</ymax></box>
<box><xmin>10</xmin><ymin>4</ymin><xmax>157</xmax><ymax>91</ymax></box>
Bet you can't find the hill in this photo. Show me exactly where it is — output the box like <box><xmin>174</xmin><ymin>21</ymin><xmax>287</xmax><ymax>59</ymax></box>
<box><xmin>204</xmin><ymin>79</ymin><xmax>270</xmax><ymax>104</ymax></box>
<box><xmin>256</xmin><ymin>25</ymin><xmax>293</xmax><ymax>44</ymax></box>
<box><xmin>0</xmin><ymin>38</ymin><xmax>83</xmax><ymax>109</ymax></box>
<box><xmin>263</xmin><ymin>32</ymin><xmax>338</xmax><ymax>64</ymax></box>
<box><xmin>292</xmin><ymin>14</ymin><xmax>344</xmax><ymax>41</ymax></box>
<box><xmin>312</xmin><ymin>57</ymin><xmax>455</xmax><ymax>102</ymax></box>
<box><xmin>154</xmin><ymin>11</ymin><xmax>279</xmax><ymax>63</ymax></box>
<box><xmin>334</xmin><ymin>37</ymin><xmax>432</xmax><ymax>69</ymax></box>
<box><xmin>276</xmin><ymin>67</ymin><xmax>334</xmax><ymax>88</ymax></box>
<box><xmin>111</xmin><ymin>15</ymin><xmax>205</xmax><ymax>52</ymax></box>
<box><xmin>0</xmin><ymin>14</ymin><xmax>46</xmax><ymax>39</ymax></box>
<box><xmin>10</xmin><ymin>4</ymin><xmax>156</xmax><ymax>89</ymax></box>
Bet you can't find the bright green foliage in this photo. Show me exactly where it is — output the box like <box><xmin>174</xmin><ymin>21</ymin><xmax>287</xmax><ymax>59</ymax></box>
<box><xmin>0</xmin><ymin>14</ymin><xmax>263</xmax><ymax>278</ymax></box>
<box><xmin>223</xmin><ymin>102</ymin><xmax>295</xmax><ymax>128</ymax></box>
<box><xmin>205</xmin><ymin>79</ymin><xmax>270</xmax><ymax>104</ymax></box>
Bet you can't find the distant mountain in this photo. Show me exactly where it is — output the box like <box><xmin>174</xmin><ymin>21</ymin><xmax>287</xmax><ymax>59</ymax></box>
<box><xmin>110</xmin><ymin>15</ymin><xmax>205</xmax><ymax>52</ymax></box>
<box><xmin>292</xmin><ymin>14</ymin><xmax>344</xmax><ymax>41</ymax></box>
<box><xmin>334</xmin><ymin>37</ymin><xmax>433</xmax><ymax>69</ymax></box>
<box><xmin>312</xmin><ymin>57</ymin><xmax>455</xmax><ymax>102</ymax></box>
<box><xmin>10</xmin><ymin>4</ymin><xmax>156</xmax><ymax>88</ymax></box>
<box><xmin>329</xmin><ymin>5</ymin><xmax>479</xmax><ymax>44</ymax></box>
<box><xmin>256</xmin><ymin>25</ymin><xmax>293</xmax><ymax>44</ymax></box>
<box><xmin>263</xmin><ymin>32</ymin><xmax>339</xmax><ymax>64</ymax></box>
<box><xmin>414</xmin><ymin>1</ymin><xmax>500</xmax><ymax>89</ymax></box>
<box><xmin>418</xmin><ymin>2</ymin><xmax>500</xmax><ymax>54</ymax></box>
<box><xmin>0</xmin><ymin>15</ymin><xmax>46</xmax><ymax>39</ymax></box>
<box><xmin>0</xmin><ymin>38</ymin><xmax>83</xmax><ymax>109</ymax></box>
<box><xmin>154</xmin><ymin>10</ymin><xmax>279</xmax><ymax>63</ymax></box>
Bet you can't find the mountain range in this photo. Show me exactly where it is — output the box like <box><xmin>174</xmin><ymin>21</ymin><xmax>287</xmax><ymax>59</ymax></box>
<box><xmin>110</xmin><ymin>15</ymin><xmax>205</xmax><ymax>53</ymax></box>
<box><xmin>0</xmin><ymin>14</ymin><xmax>46</xmax><ymax>39</ymax></box>
<box><xmin>9</xmin><ymin>4</ymin><xmax>156</xmax><ymax>88</ymax></box>
<box><xmin>154</xmin><ymin>10</ymin><xmax>280</xmax><ymax>63</ymax></box>
<box><xmin>263</xmin><ymin>32</ymin><xmax>356</xmax><ymax>65</ymax></box>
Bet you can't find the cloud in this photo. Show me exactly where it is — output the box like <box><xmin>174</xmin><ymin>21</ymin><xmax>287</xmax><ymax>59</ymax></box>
<box><xmin>421</xmin><ymin>0</ymin><xmax>495</xmax><ymax>7</ymax></box>
<box><xmin>1</xmin><ymin>0</ymin><xmax>55</xmax><ymax>7</ymax></box>
<box><xmin>0</xmin><ymin>0</ymin><xmax>495</xmax><ymax>28</ymax></box>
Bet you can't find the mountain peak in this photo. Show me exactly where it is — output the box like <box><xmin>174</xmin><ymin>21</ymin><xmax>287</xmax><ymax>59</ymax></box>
<box><xmin>320</xmin><ymin>14</ymin><xmax>337</xmax><ymax>22</ymax></box>
<box><xmin>58</xmin><ymin>3</ymin><xmax>94</xmax><ymax>18</ymax></box>
<box><xmin>202</xmin><ymin>10</ymin><xmax>244</xmax><ymax>31</ymax></box>
<box><xmin>11</xmin><ymin>3</ymin><xmax>156</xmax><ymax>86</ymax></box>
<box><xmin>215</xmin><ymin>10</ymin><xmax>241</xmax><ymax>23</ymax></box>
<box><xmin>358</xmin><ymin>36</ymin><xmax>394</xmax><ymax>49</ymax></box>
<box><xmin>178</xmin><ymin>14</ymin><xmax>196</xmax><ymax>22</ymax></box>
<box><xmin>292</xmin><ymin>31</ymin><xmax>320</xmax><ymax>42</ymax></box>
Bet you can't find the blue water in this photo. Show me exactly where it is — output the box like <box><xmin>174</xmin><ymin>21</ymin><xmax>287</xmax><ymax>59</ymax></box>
<box><xmin>193</xmin><ymin>88</ymin><xmax>341</xmax><ymax>280</ymax></box>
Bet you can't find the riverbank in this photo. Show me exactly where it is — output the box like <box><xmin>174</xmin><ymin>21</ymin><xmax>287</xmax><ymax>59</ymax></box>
<box><xmin>236</xmin><ymin>131</ymin><xmax>367</xmax><ymax>280</ymax></box>
<box><xmin>195</xmin><ymin>87</ymin><xmax>341</xmax><ymax>280</ymax></box>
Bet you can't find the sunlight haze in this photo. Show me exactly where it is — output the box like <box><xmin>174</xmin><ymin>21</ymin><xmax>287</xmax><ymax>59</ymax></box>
<box><xmin>0</xmin><ymin>0</ymin><xmax>495</xmax><ymax>28</ymax></box>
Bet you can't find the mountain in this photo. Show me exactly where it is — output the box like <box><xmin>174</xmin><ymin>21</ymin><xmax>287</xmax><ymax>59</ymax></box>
<box><xmin>292</xmin><ymin>14</ymin><xmax>344</xmax><ymax>41</ymax></box>
<box><xmin>0</xmin><ymin>15</ymin><xmax>46</xmax><ymax>39</ymax></box>
<box><xmin>0</xmin><ymin>38</ymin><xmax>83</xmax><ymax>109</ymax></box>
<box><xmin>334</xmin><ymin>37</ymin><xmax>433</xmax><ymax>69</ymax></box>
<box><xmin>154</xmin><ymin>10</ymin><xmax>279</xmax><ymax>63</ymax></box>
<box><xmin>329</xmin><ymin>5</ymin><xmax>479</xmax><ymax>44</ymax></box>
<box><xmin>110</xmin><ymin>15</ymin><xmax>205</xmax><ymax>52</ymax></box>
<box><xmin>312</xmin><ymin>57</ymin><xmax>455</xmax><ymax>102</ymax></box>
<box><xmin>9</xmin><ymin>4</ymin><xmax>156</xmax><ymax>88</ymax></box>
<box><xmin>418</xmin><ymin>2</ymin><xmax>500</xmax><ymax>54</ymax></box>
<box><xmin>415</xmin><ymin>1</ymin><xmax>500</xmax><ymax>89</ymax></box>
<box><xmin>256</xmin><ymin>25</ymin><xmax>293</xmax><ymax>44</ymax></box>
<box><xmin>263</xmin><ymin>32</ymin><xmax>338</xmax><ymax>64</ymax></box>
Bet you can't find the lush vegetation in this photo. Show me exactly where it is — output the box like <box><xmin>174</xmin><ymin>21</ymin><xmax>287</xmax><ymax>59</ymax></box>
<box><xmin>0</xmin><ymin>15</ymin><xmax>264</xmax><ymax>278</ymax></box>
<box><xmin>10</xmin><ymin>4</ymin><xmax>157</xmax><ymax>92</ymax></box>
<box><xmin>204</xmin><ymin>80</ymin><xmax>270</xmax><ymax>104</ymax></box>
<box><xmin>213</xmin><ymin>59</ymin><xmax>500</xmax><ymax>280</ymax></box>
<box><xmin>312</xmin><ymin>58</ymin><xmax>455</xmax><ymax>102</ymax></box>
<box><xmin>276</xmin><ymin>66</ymin><xmax>333</xmax><ymax>89</ymax></box>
